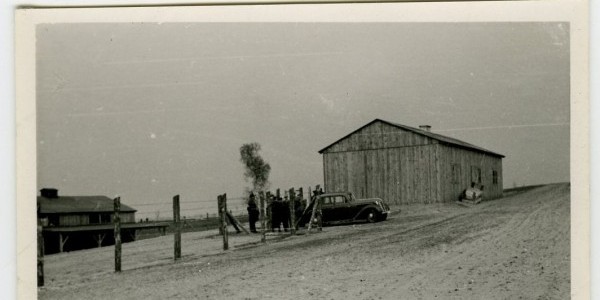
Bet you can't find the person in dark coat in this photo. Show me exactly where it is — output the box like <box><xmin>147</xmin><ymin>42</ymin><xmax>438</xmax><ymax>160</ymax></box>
<box><xmin>247</xmin><ymin>193</ymin><xmax>260</xmax><ymax>233</ymax></box>
<box><xmin>265</xmin><ymin>192</ymin><xmax>272</xmax><ymax>231</ymax></box>
<box><xmin>271</xmin><ymin>196</ymin><xmax>290</xmax><ymax>232</ymax></box>
<box><xmin>313</xmin><ymin>185</ymin><xmax>321</xmax><ymax>198</ymax></box>
<box><xmin>281</xmin><ymin>197</ymin><xmax>290</xmax><ymax>232</ymax></box>
<box><xmin>270</xmin><ymin>195</ymin><xmax>281</xmax><ymax>232</ymax></box>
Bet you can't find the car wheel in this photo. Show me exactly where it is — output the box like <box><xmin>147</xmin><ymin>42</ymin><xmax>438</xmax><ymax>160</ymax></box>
<box><xmin>366</xmin><ymin>210</ymin><xmax>378</xmax><ymax>223</ymax></box>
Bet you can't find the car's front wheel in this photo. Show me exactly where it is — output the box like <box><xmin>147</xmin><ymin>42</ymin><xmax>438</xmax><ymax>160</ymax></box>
<box><xmin>365</xmin><ymin>209</ymin><xmax>378</xmax><ymax>223</ymax></box>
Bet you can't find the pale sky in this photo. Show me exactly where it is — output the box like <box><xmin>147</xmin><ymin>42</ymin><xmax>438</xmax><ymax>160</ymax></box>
<box><xmin>36</xmin><ymin>22</ymin><xmax>570</xmax><ymax>219</ymax></box>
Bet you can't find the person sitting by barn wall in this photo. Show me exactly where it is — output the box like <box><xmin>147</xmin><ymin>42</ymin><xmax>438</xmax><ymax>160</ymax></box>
<box><xmin>458</xmin><ymin>182</ymin><xmax>475</xmax><ymax>202</ymax></box>
<box><xmin>247</xmin><ymin>192</ymin><xmax>260</xmax><ymax>233</ymax></box>
<box><xmin>459</xmin><ymin>182</ymin><xmax>484</xmax><ymax>203</ymax></box>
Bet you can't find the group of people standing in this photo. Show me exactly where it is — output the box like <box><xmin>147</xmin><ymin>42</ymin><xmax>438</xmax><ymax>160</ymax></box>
<box><xmin>246</xmin><ymin>190</ymin><xmax>308</xmax><ymax>233</ymax></box>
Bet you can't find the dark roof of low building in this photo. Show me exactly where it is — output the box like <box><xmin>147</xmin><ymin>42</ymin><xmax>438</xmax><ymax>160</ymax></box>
<box><xmin>38</xmin><ymin>195</ymin><xmax>137</xmax><ymax>214</ymax></box>
<box><xmin>318</xmin><ymin>118</ymin><xmax>505</xmax><ymax>158</ymax></box>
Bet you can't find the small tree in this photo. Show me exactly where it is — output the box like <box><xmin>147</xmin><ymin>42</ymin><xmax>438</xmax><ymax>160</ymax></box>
<box><xmin>239</xmin><ymin>143</ymin><xmax>271</xmax><ymax>195</ymax></box>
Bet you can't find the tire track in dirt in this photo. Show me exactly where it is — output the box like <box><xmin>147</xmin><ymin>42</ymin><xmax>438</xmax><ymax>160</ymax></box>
<box><xmin>364</xmin><ymin>183</ymin><xmax>570</xmax><ymax>299</ymax></box>
<box><xmin>302</xmin><ymin>183</ymin><xmax>569</xmax><ymax>300</ymax></box>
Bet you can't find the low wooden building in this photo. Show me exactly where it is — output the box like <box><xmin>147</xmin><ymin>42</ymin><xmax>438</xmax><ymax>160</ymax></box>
<box><xmin>38</xmin><ymin>188</ymin><xmax>167</xmax><ymax>254</ymax></box>
<box><xmin>319</xmin><ymin>119</ymin><xmax>504</xmax><ymax>204</ymax></box>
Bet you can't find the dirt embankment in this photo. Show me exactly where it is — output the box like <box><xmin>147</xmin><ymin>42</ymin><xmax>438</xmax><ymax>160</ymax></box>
<box><xmin>39</xmin><ymin>183</ymin><xmax>570</xmax><ymax>300</ymax></box>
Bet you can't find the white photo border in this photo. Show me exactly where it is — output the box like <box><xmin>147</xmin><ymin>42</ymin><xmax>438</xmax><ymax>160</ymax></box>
<box><xmin>15</xmin><ymin>1</ymin><xmax>588</xmax><ymax>298</ymax></box>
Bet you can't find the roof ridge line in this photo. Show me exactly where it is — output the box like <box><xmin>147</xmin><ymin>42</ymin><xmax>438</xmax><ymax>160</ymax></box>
<box><xmin>319</xmin><ymin>118</ymin><xmax>504</xmax><ymax>157</ymax></box>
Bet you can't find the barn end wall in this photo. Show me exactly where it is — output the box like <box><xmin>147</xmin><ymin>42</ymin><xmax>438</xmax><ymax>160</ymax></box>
<box><xmin>437</xmin><ymin>144</ymin><xmax>503</xmax><ymax>201</ymax></box>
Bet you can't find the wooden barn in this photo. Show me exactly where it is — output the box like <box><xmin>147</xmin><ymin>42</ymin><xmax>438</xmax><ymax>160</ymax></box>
<box><xmin>319</xmin><ymin>119</ymin><xmax>504</xmax><ymax>204</ymax></box>
<box><xmin>38</xmin><ymin>188</ymin><xmax>167</xmax><ymax>254</ymax></box>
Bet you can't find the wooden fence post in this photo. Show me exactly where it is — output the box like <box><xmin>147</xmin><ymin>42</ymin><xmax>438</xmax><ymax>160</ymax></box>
<box><xmin>259</xmin><ymin>191</ymin><xmax>266</xmax><ymax>243</ymax></box>
<box><xmin>173</xmin><ymin>195</ymin><xmax>181</xmax><ymax>261</ymax></box>
<box><xmin>289</xmin><ymin>188</ymin><xmax>296</xmax><ymax>235</ymax></box>
<box><xmin>37</xmin><ymin>203</ymin><xmax>44</xmax><ymax>287</ymax></box>
<box><xmin>114</xmin><ymin>197</ymin><xmax>121</xmax><ymax>272</ymax></box>
<box><xmin>217</xmin><ymin>197</ymin><xmax>223</xmax><ymax>235</ymax></box>
<box><xmin>218</xmin><ymin>194</ymin><xmax>229</xmax><ymax>250</ymax></box>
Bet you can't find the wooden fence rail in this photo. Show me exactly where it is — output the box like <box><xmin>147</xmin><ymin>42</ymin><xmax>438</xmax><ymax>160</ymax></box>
<box><xmin>43</xmin><ymin>186</ymin><xmax>322</xmax><ymax>280</ymax></box>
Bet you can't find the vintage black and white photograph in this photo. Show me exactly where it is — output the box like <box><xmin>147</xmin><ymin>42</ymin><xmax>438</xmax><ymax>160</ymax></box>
<box><xmin>16</xmin><ymin>2</ymin><xmax>588</xmax><ymax>299</ymax></box>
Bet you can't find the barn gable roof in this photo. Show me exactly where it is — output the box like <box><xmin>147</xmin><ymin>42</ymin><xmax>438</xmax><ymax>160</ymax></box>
<box><xmin>38</xmin><ymin>195</ymin><xmax>137</xmax><ymax>214</ymax></box>
<box><xmin>318</xmin><ymin>118</ymin><xmax>505</xmax><ymax>158</ymax></box>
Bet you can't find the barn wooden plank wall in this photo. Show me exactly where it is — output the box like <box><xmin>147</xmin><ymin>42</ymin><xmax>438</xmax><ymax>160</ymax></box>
<box><xmin>322</xmin><ymin>120</ymin><xmax>503</xmax><ymax>204</ymax></box>
<box><xmin>437</xmin><ymin>144</ymin><xmax>503</xmax><ymax>202</ymax></box>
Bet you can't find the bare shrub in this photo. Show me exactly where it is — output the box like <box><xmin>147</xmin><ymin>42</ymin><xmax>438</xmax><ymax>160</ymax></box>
<box><xmin>239</xmin><ymin>143</ymin><xmax>271</xmax><ymax>195</ymax></box>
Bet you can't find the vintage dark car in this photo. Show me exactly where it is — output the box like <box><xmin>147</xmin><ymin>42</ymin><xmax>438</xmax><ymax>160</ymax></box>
<box><xmin>298</xmin><ymin>192</ymin><xmax>391</xmax><ymax>226</ymax></box>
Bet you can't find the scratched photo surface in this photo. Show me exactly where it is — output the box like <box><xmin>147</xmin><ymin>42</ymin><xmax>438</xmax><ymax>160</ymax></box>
<box><xmin>36</xmin><ymin>22</ymin><xmax>570</xmax><ymax>299</ymax></box>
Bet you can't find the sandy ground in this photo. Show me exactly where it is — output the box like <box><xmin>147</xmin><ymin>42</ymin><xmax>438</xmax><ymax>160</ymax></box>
<box><xmin>39</xmin><ymin>183</ymin><xmax>570</xmax><ymax>299</ymax></box>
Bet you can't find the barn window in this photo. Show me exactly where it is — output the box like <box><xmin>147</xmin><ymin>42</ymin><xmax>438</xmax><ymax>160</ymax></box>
<box><xmin>492</xmin><ymin>170</ymin><xmax>498</xmax><ymax>185</ymax></box>
<box><xmin>451</xmin><ymin>164</ymin><xmax>461</xmax><ymax>184</ymax></box>
<box><xmin>471</xmin><ymin>166</ymin><xmax>482</xmax><ymax>184</ymax></box>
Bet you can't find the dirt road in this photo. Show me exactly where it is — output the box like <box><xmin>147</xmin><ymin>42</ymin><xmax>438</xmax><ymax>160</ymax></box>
<box><xmin>39</xmin><ymin>183</ymin><xmax>570</xmax><ymax>299</ymax></box>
